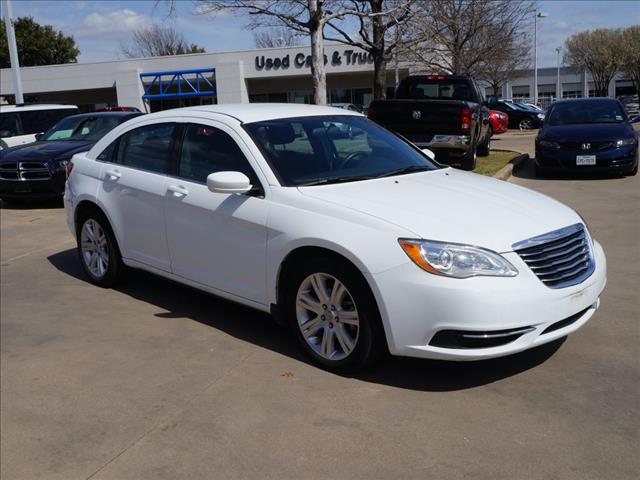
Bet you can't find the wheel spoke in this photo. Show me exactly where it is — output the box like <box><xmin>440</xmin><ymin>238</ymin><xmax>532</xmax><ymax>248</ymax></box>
<box><xmin>320</xmin><ymin>328</ymin><xmax>334</xmax><ymax>358</ymax></box>
<box><xmin>89</xmin><ymin>252</ymin><xmax>98</xmax><ymax>272</ymax></box>
<box><xmin>297</xmin><ymin>292</ymin><xmax>322</xmax><ymax>314</ymax></box>
<box><xmin>330</xmin><ymin>280</ymin><xmax>346</xmax><ymax>306</ymax></box>
<box><xmin>338</xmin><ymin>309</ymin><xmax>359</xmax><ymax>325</ymax></box>
<box><xmin>310</xmin><ymin>274</ymin><xmax>330</xmax><ymax>303</ymax></box>
<box><xmin>301</xmin><ymin>317</ymin><xmax>324</xmax><ymax>339</ymax></box>
<box><xmin>84</xmin><ymin>221</ymin><xmax>96</xmax><ymax>241</ymax></box>
<box><xmin>335</xmin><ymin>325</ymin><xmax>355</xmax><ymax>354</ymax></box>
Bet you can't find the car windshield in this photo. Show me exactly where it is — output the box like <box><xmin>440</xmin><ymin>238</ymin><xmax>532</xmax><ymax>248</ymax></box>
<box><xmin>244</xmin><ymin>115</ymin><xmax>440</xmax><ymax>186</ymax></box>
<box><xmin>546</xmin><ymin>101</ymin><xmax>626</xmax><ymax>126</ymax></box>
<box><xmin>42</xmin><ymin>116</ymin><xmax>123</xmax><ymax>142</ymax></box>
<box><xmin>504</xmin><ymin>101</ymin><xmax>531</xmax><ymax>111</ymax></box>
<box><xmin>397</xmin><ymin>78</ymin><xmax>474</xmax><ymax>101</ymax></box>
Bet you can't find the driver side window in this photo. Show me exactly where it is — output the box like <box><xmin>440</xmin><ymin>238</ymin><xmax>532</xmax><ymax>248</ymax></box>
<box><xmin>177</xmin><ymin>124</ymin><xmax>259</xmax><ymax>185</ymax></box>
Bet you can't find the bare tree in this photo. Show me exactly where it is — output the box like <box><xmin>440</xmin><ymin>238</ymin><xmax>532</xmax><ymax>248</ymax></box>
<box><xmin>120</xmin><ymin>24</ymin><xmax>205</xmax><ymax>58</ymax></box>
<box><xmin>483</xmin><ymin>32</ymin><xmax>531</xmax><ymax>97</ymax></box>
<box><xmin>325</xmin><ymin>0</ymin><xmax>419</xmax><ymax>100</ymax></box>
<box><xmin>253</xmin><ymin>27</ymin><xmax>301</xmax><ymax>48</ymax></box>
<box><xmin>564</xmin><ymin>28</ymin><xmax>622</xmax><ymax>97</ymax></box>
<box><xmin>618</xmin><ymin>26</ymin><xmax>640</xmax><ymax>95</ymax></box>
<box><xmin>404</xmin><ymin>0</ymin><xmax>534</xmax><ymax>78</ymax></box>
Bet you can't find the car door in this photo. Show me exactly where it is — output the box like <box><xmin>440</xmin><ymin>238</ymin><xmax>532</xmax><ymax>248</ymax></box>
<box><xmin>97</xmin><ymin>122</ymin><xmax>176</xmax><ymax>272</ymax></box>
<box><xmin>164</xmin><ymin>121</ymin><xmax>269</xmax><ymax>304</ymax></box>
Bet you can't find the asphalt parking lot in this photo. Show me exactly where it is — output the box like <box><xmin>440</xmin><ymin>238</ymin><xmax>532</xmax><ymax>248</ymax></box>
<box><xmin>1</xmin><ymin>134</ymin><xmax>638</xmax><ymax>479</ymax></box>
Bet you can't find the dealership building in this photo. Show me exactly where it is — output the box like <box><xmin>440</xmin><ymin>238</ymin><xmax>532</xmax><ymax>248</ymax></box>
<box><xmin>0</xmin><ymin>43</ymin><xmax>636</xmax><ymax>112</ymax></box>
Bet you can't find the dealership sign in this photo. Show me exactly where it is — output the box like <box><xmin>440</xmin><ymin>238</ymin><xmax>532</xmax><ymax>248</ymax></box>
<box><xmin>255</xmin><ymin>50</ymin><xmax>374</xmax><ymax>71</ymax></box>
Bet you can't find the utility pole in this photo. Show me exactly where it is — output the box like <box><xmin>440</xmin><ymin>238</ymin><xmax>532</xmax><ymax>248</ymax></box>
<box><xmin>2</xmin><ymin>0</ymin><xmax>24</xmax><ymax>104</ymax></box>
<box><xmin>555</xmin><ymin>46</ymin><xmax>562</xmax><ymax>101</ymax></box>
<box><xmin>533</xmin><ymin>10</ymin><xmax>548</xmax><ymax>106</ymax></box>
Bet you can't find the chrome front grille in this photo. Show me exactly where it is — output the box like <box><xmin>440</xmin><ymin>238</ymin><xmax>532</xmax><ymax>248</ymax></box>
<box><xmin>513</xmin><ymin>223</ymin><xmax>594</xmax><ymax>289</ymax></box>
<box><xmin>0</xmin><ymin>161</ymin><xmax>51</xmax><ymax>181</ymax></box>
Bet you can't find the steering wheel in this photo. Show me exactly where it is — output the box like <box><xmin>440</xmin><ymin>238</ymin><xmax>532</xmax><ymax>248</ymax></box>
<box><xmin>338</xmin><ymin>151</ymin><xmax>367</xmax><ymax>169</ymax></box>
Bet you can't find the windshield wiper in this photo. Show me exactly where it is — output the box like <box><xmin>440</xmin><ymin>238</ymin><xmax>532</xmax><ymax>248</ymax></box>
<box><xmin>373</xmin><ymin>165</ymin><xmax>432</xmax><ymax>178</ymax></box>
<box><xmin>297</xmin><ymin>174</ymin><xmax>377</xmax><ymax>186</ymax></box>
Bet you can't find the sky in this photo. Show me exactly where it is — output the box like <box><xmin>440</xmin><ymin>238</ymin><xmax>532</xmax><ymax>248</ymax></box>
<box><xmin>2</xmin><ymin>0</ymin><xmax>640</xmax><ymax>68</ymax></box>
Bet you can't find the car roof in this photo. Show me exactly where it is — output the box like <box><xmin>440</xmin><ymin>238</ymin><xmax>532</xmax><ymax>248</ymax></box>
<box><xmin>66</xmin><ymin>112</ymin><xmax>144</xmax><ymax>120</ymax></box>
<box><xmin>1</xmin><ymin>104</ymin><xmax>78</xmax><ymax>112</ymax></box>
<box><xmin>552</xmin><ymin>97</ymin><xmax>619</xmax><ymax>105</ymax></box>
<box><xmin>144</xmin><ymin>103</ymin><xmax>363</xmax><ymax>124</ymax></box>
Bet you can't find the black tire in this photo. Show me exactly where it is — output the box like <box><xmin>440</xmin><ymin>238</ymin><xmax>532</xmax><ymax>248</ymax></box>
<box><xmin>477</xmin><ymin>127</ymin><xmax>491</xmax><ymax>157</ymax></box>
<box><xmin>460</xmin><ymin>147</ymin><xmax>477</xmax><ymax>171</ymax></box>
<box><xmin>281</xmin><ymin>256</ymin><xmax>386</xmax><ymax>372</ymax></box>
<box><xmin>76</xmin><ymin>207</ymin><xmax>125</xmax><ymax>287</ymax></box>
<box><xmin>626</xmin><ymin>161</ymin><xmax>638</xmax><ymax>176</ymax></box>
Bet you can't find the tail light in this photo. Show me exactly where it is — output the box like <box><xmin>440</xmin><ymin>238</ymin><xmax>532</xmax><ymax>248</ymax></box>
<box><xmin>367</xmin><ymin>105</ymin><xmax>376</xmax><ymax>120</ymax></box>
<box><xmin>65</xmin><ymin>161</ymin><xmax>74</xmax><ymax>178</ymax></box>
<box><xmin>461</xmin><ymin>108</ymin><xmax>472</xmax><ymax>130</ymax></box>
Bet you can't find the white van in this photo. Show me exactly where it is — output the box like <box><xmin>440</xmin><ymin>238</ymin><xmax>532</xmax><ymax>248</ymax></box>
<box><xmin>0</xmin><ymin>104</ymin><xmax>80</xmax><ymax>149</ymax></box>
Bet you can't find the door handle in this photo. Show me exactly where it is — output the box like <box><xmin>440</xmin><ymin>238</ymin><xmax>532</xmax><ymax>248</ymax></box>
<box><xmin>105</xmin><ymin>169</ymin><xmax>121</xmax><ymax>180</ymax></box>
<box><xmin>167</xmin><ymin>185</ymin><xmax>189</xmax><ymax>197</ymax></box>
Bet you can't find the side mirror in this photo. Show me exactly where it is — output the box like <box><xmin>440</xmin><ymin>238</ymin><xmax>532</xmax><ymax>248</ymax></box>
<box><xmin>206</xmin><ymin>171</ymin><xmax>252</xmax><ymax>194</ymax></box>
<box><xmin>35</xmin><ymin>133</ymin><xmax>44</xmax><ymax>141</ymax></box>
<box><xmin>421</xmin><ymin>148</ymin><xmax>436</xmax><ymax>161</ymax></box>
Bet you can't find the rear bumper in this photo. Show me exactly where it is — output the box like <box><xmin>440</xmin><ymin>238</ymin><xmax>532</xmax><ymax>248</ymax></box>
<box><xmin>366</xmin><ymin>240</ymin><xmax>606</xmax><ymax>361</ymax></box>
<box><xmin>410</xmin><ymin>134</ymin><xmax>472</xmax><ymax>165</ymax></box>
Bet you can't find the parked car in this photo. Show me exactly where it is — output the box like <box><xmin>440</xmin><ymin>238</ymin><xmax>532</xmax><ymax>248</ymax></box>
<box><xmin>0</xmin><ymin>104</ymin><xmax>80</xmax><ymax>150</ymax></box>
<box><xmin>488</xmin><ymin>110</ymin><xmax>509</xmax><ymax>135</ymax></box>
<box><xmin>0</xmin><ymin>111</ymin><xmax>142</xmax><ymax>203</ymax></box>
<box><xmin>95</xmin><ymin>106</ymin><xmax>142</xmax><ymax>112</ymax></box>
<box><xmin>489</xmin><ymin>99</ymin><xmax>544</xmax><ymax>130</ymax></box>
<box><xmin>521</xmin><ymin>102</ymin><xmax>544</xmax><ymax>112</ymax></box>
<box><xmin>330</xmin><ymin>103</ymin><xmax>363</xmax><ymax>113</ymax></box>
<box><xmin>535</xmin><ymin>98</ymin><xmax>638</xmax><ymax>176</ymax></box>
<box><xmin>367</xmin><ymin>75</ymin><xmax>492</xmax><ymax>170</ymax></box>
<box><xmin>65</xmin><ymin>104</ymin><xmax>606</xmax><ymax>372</ymax></box>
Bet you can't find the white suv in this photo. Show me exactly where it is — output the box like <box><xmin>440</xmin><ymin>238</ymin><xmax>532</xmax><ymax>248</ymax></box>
<box><xmin>64</xmin><ymin>104</ymin><xmax>606</xmax><ymax>371</ymax></box>
<box><xmin>0</xmin><ymin>104</ymin><xmax>80</xmax><ymax>149</ymax></box>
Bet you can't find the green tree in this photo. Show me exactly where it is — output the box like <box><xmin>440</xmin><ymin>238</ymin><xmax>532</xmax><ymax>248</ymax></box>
<box><xmin>619</xmin><ymin>26</ymin><xmax>640</xmax><ymax>95</ymax></box>
<box><xmin>0</xmin><ymin>16</ymin><xmax>80</xmax><ymax>68</ymax></box>
<box><xmin>564</xmin><ymin>28</ymin><xmax>621</xmax><ymax>97</ymax></box>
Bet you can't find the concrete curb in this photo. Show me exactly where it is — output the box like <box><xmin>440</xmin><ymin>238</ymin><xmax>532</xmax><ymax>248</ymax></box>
<box><xmin>492</xmin><ymin>152</ymin><xmax>530</xmax><ymax>181</ymax></box>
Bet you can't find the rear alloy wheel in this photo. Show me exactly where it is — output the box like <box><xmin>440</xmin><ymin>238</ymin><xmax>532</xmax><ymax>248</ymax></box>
<box><xmin>77</xmin><ymin>209</ymin><xmax>124</xmax><ymax>287</ymax></box>
<box><xmin>519</xmin><ymin>119</ymin><xmax>533</xmax><ymax>130</ymax></box>
<box><xmin>284</xmin><ymin>257</ymin><xmax>385</xmax><ymax>372</ymax></box>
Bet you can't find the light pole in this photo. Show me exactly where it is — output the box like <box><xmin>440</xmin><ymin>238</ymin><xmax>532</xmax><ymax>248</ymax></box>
<box><xmin>533</xmin><ymin>10</ymin><xmax>548</xmax><ymax>106</ymax></box>
<box><xmin>2</xmin><ymin>0</ymin><xmax>24</xmax><ymax>104</ymax></box>
<box><xmin>555</xmin><ymin>46</ymin><xmax>562</xmax><ymax>101</ymax></box>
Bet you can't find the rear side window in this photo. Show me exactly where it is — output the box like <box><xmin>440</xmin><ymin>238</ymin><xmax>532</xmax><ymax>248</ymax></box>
<box><xmin>18</xmin><ymin>108</ymin><xmax>79</xmax><ymax>135</ymax></box>
<box><xmin>0</xmin><ymin>113</ymin><xmax>22</xmax><ymax>136</ymax></box>
<box><xmin>177</xmin><ymin>124</ymin><xmax>258</xmax><ymax>184</ymax></box>
<box><xmin>116</xmin><ymin>123</ymin><xmax>175</xmax><ymax>174</ymax></box>
<box><xmin>397</xmin><ymin>78</ymin><xmax>475</xmax><ymax>101</ymax></box>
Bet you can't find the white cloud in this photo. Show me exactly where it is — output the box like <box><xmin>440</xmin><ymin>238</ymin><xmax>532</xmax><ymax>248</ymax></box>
<box><xmin>79</xmin><ymin>9</ymin><xmax>149</xmax><ymax>36</ymax></box>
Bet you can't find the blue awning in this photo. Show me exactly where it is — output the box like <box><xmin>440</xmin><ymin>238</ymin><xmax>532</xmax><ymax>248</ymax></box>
<box><xmin>140</xmin><ymin>68</ymin><xmax>216</xmax><ymax>100</ymax></box>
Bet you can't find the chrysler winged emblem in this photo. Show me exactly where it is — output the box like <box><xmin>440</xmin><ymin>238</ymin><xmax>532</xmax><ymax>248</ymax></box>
<box><xmin>581</xmin><ymin>143</ymin><xmax>591</xmax><ymax>150</ymax></box>
<box><xmin>412</xmin><ymin>110</ymin><xmax>422</xmax><ymax>120</ymax></box>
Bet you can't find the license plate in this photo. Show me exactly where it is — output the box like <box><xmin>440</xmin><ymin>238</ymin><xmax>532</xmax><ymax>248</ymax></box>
<box><xmin>14</xmin><ymin>185</ymin><xmax>31</xmax><ymax>193</ymax></box>
<box><xmin>576</xmin><ymin>155</ymin><xmax>596</xmax><ymax>166</ymax></box>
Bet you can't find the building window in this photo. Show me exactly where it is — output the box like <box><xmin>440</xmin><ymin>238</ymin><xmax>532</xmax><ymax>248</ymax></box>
<box><xmin>249</xmin><ymin>92</ymin><xmax>288</xmax><ymax>103</ymax></box>
<box><xmin>352</xmin><ymin>88</ymin><xmax>373</xmax><ymax>111</ymax></box>
<box><xmin>330</xmin><ymin>88</ymin><xmax>351</xmax><ymax>104</ymax></box>
<box><xmin>511</xmin><ymin>85</ymin><xmax>530</xmax><ymax>100</ymax></box>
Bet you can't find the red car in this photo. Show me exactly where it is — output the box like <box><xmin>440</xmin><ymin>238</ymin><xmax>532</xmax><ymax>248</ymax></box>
<box><xmin>489</xmin><ymin>110</ymin><xmax>509</xmax><ymax>135</ymax></box>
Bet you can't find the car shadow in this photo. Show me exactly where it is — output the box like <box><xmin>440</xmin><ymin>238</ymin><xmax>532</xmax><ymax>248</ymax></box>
<box><xmin>0</xmin><ymin>198</ymin><xmax>63</xmax><ymax>210</ymax></box>
<box><xmin>47</xmin><ymin>248</ymin><xmax>565</xmax><ymax>392</ymax></box>
<box><xmin>513</xmin><ymin>156</ymin><xmax>629</xmax><ymax>181</ymax></box>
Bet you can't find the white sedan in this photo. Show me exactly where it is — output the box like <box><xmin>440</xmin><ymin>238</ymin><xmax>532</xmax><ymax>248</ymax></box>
<box><xmin>64</xmin><ymin>104</ymin><xmax>606</xmax><ymax>371</ymax></box>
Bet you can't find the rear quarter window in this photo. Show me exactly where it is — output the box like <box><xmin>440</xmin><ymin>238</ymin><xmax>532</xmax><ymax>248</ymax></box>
<box><xmin>18</xmin><ymin>108</ymin><xmax>80</xmax><ymax>135</ymax></box>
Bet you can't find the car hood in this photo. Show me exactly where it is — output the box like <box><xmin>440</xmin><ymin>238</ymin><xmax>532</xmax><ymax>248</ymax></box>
<box><xmin>542</xmin><ymin>123</ymin><xmax>632</xmax><ymax>142</ymax></box>
<box><xmin>0</xmin><ymin>140</ymin><xmax>93</xmax><ymax>163</ymax></box>
<box><xmin>298</xmin><ymin>168</ymin><xmax>580</xmax><ymax>253</ymax></box>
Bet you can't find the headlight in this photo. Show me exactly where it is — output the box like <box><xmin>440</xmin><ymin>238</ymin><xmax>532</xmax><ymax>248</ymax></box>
<box><xmin>537</xmin><ymin>113</ymin><xmax>545</xmax><ymax>119</ymax></box>
<box><xmin>56</xmin><ymin>159</ymin><xmax>70</xmax><ymax>170</ymax></box>
<box><xmin>538</xmin><ymin>140</ymin><xmax>560</xmax><ymax>149</ymax></box>
<box><xmin>398</xmin><ymin>239</ymin><xmax>518</xmax><ymax>278</ymax></box>
<box><xmin>615</xmin><ymin>137</ymin><xmax>636</xmax><ymax>147</ymax></box>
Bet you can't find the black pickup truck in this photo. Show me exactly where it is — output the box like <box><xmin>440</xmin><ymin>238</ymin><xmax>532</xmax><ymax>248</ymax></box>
<box><xmin>367</xmin><ymin>75</ymin><xmax>492</xmax><ymax>170</ymax></box>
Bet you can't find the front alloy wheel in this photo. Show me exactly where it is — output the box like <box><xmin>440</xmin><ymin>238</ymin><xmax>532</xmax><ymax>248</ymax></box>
<box><xmin>519</xmin><ymin>119</ymin><xmax>533</xmax><ymax>130</ymax></box>
<box><xmin>80</xmin><ymin>219</ymin><xmax>109</xmax><ymax>279</ymax></box>
<box><xmin>296</xmin><ymin>273</ymin><xmax>360</xmax><ymax>361</ymax></box>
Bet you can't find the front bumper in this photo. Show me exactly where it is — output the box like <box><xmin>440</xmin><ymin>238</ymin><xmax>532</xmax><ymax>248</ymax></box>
<box><xmin>536</xmin><ymin>144</ymin><xmax>638</xmax><ymax>172</ymax></box>
<box><xmin>366</xmin><ymin>240</ymin><xmax>606</xmax><ymax>361</ymax></box>
<box><xmin>0</xmin><ymin>173</ymin><xmax>66</xmax><ymax>198</ymax></box>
